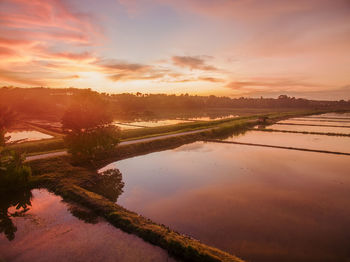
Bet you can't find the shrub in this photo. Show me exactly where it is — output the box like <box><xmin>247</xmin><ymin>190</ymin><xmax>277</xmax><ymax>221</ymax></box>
<box><xmin>65</xmin><ymin>125</ymin><xmax>121</xmax><ymax>160</ymax></box>
<box><xmin>0</xmin><ymin>148</ymin><xmax>32</xmax><ymax>191</ymax></box>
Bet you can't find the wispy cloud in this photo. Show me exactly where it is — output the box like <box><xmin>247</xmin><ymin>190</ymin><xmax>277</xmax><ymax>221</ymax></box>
<box><xmin>0</xmin><ymin>0</ymin><xmax>102</xmax><ymax>44</ymax></box>
<box><xmin>225</xmin><ymin>77</ymin><xmax>330</xmax><ymax>97</ymax></box>
<box><xmin>172</xmin><ymin>56</ymin><xmax>218</xmax><ymax>71</ymax></box>
<box><xmin>198</xmin><ymin>77</ymin><xmax>225</xmax><ymax>83</ymax></box>
<box><xmin>0</xmin><ymin>0</ymin><xmax>349</xmax><ymax>98</ymax></box>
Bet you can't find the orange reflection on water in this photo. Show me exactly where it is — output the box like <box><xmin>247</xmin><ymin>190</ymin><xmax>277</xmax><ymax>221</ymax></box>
<box><xmin>0</xmin><ymin>190</ymin><xmax>175</xmax><ymax>262</ymax></box>
<box><xmin>105</xmin><ymin>139</ymin><xmax>350</xmax><ymax>262</ymax></box>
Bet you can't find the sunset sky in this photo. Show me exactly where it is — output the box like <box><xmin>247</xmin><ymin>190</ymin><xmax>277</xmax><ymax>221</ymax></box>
<box><xmin>0</xmin><ymin>0</ymin><xmax>349</xmax><ymax>99</ymax></box>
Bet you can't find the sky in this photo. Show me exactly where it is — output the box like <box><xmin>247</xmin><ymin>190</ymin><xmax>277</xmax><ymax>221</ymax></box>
<box><xmin>0</xmin><ymin>0</ymin><xmax>349</xmax><ymax>100</ymax></box>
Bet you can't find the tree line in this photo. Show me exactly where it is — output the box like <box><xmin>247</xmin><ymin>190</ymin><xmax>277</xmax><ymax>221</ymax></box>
<box><xmin>1</xmin><ymin>86</ymin><xmax>349</xmax><ymax>121</ymax></box>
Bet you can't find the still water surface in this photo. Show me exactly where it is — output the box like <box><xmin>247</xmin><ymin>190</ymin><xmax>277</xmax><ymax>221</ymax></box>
<box><xmin>6</xmin><ymin>130</ymin><xmax>53</xmax><ymax>143</ymax></box>
<box><xmin>267</xmin><ymin>123</ymin><xmax>350</xmax><ymax>134</ymax></box>
<box><xmin>278</xmin><ymin>119</ymin><xmax>350</xmax><ymax>126</ymax></box>
<box><xmin>102</xmin><ymin>133</ymin><xmax>350</xmax><ymax>262</ymax></box>
<box><xmin>0</xmin><ymin>189</ymin><xmax>175</xmax><ymax>262</ymax></box>
<box><xmin>225</xmin><ymin>130</ymin><xmax>350</xmax><ymax>153</ymax></box>
<box><xmin>308</xmin><ymin>113</ymin><xmax>350</xmax><ymax>118</ymax></box>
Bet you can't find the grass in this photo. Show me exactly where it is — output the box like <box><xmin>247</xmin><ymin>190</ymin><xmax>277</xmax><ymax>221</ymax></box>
<box><xmin>9</xmin><ymin>137</ymin><xmax>65</xmax><ymax>154</ymax></box>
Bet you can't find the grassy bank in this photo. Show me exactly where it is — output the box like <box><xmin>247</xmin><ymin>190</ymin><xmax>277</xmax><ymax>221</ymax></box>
<box><xmin>9</xmin><ymin>137</ymin><xmax>65</xmax><ymax>155</ymax></box>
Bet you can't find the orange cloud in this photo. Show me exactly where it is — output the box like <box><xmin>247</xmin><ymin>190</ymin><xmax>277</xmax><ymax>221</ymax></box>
<box><xmin>0</xmin><ymin>47</ymin><xmax>17</xmax><ymax>57</ymax></box>
<box><xmin>0</xmin><ymin>69</ymin><xmax>46</xmax><ymax>86</ymax></box>
<box><xmin>225</xmin><ymin>78</ymin><xmax>331</xmax><ymax>97</ymax></box>
<box><xmin>42</xmin><ymin>51</ymin><xmax>97</xmax><ymax>62</ymax></box>
<box><xmin>90</xmin><ymin>59</ymin><xmax>166</xmax><ymax>82</ymax></box>
<box><xmin>0</xmin><ymin>37</ymin><xmax>33</xmax><ymax>47</ymax></box>
<box><xmin>198</xmin><ymin>77</ymin><xmax>225</xmax><ymax>83</ymax></box>
<box><xmin>172</xmin><ymin>56</ymin><xmax>217</xmax><ymax>71</ymax></box>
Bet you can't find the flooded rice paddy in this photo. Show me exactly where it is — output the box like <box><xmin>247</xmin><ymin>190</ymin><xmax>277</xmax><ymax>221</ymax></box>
<box><xmin>225</xmin><ymin>130</ymin><xmax>350</xmax><ymax>154</ymax></box>
<box><xmin>5</xmin><ymin>130</ymin><xmax>53</xmax><ymax>143</ymax></box>
<box><xmin>278</xmin><ymin>119</ymin><xmax>350</xmax><ymax>127</ymax></box>
<box><xmin>113</xmin><ymin>114</ymin><xmax>239</xmax><ymax>130</ymax></box>
<box><xmin>183</xmin><ymin>114</ymin><xmax>239</xmax><ymax>121</ymax></box>
<box><xmin>102</xmin><ymin>113</ymin><xmax>350</xmax><ymax>262</ymax></box>
<box><xmin>0</xmin><ymin>189</ymin><xmax>175</xmax><ymax>262</ymax></box>
<box><xmin>267</xmin><ymin>123</ymin><xmax>350</xmax><ymax>134</ymax></box>
<box><xmin>306</xmin><ymin>113</ymin><xmax>350</xmax><ymax>119</ymax></box>
<box><xmin>114</xmin><ymin>119</ymin><xmax>192</xmax><ymax>129</ymax></box>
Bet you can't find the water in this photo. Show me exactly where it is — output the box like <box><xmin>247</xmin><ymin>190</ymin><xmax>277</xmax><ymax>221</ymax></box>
<box><xmin>113</xmin><ymin>119</ymin><xmax>193</xmax><ymax>130</ymax></box>
<box><xmin>5</xmin><ymin>130</ymin><xmax>53</xmax><ymax>143</ymax></box>
<box><xmin>0</xmin><ymin>189</ymin><xmax>175</xmax><ymax>262</ymax></box>
<box><xmin>114</xmin><ymin>115</ymin><xmax>239</xmax><ymax>130</ymax></box>
<box><xmin>184</xmin><ymin>114</ymin><xmax>239</xmax><ymax>121</ymax></box>
<box><xmin>224</xmin><ymin>130</ymin><xmax>350</xmax><ymax>153</ymax></box>
<box><xmin>278</xmin><ymin>119</ymin><xmax>350</xmax><ymax>127</ymax></box>
<box><xmin>293</xmin><ymin>117</ymin><xmax>350</xmax><ymax>123</ymax></box>
<box><xmin>267</xmin><ymin>124</ymin><xmax>350</xmax><ymax>134</ymax></box>
<box><xmin>306</xmin><ymin>113</ymin><xmax>350</xmax><ymax>119</ymax></box>
<box><xmin>102</xmin><ymin>134</ymin><xmax>350</xmax><ymax>262</ymax></box>
<box><xmin>113</xmin><ymin>123</ymin><xmax>143</xmax><ymax>130</ymax></box>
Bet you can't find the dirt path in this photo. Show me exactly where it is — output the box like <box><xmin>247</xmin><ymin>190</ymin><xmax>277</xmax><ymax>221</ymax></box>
<box><xmin>25</xmin><ymin>127</ymin><xmax>214</xmax><ymax>162</ymax></box>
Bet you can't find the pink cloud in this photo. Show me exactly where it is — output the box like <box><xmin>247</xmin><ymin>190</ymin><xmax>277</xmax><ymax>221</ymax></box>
<box><xmin>0</xmin><ymin>0</ymin><xmax>102</xmax><ymax>45</ymax></box>
<box><xmin>0</xmin><ymin>47</ymin><xmax>17</xmax><ymax>57</ymax></box>
<box><xmin>172</xmin><ymin>56</ymin><xmax>217</xmax><ymax>71</ymax></box>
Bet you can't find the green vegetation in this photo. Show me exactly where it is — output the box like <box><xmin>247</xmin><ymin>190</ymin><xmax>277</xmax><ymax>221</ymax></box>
<box><xmin>0</xmin><ymin>106</ymin><xmax>17</xmax><ymax>146</ymax></box>
<box><xmin>62</xmin><ymin>91</ymin><xmax>121</xmax><ymax>161</ymax></box>
<box><xmin>0</xmin><ymin>106</ymin><xmax>32</xmax><ymax>191</ymax></box>
<box><xmin>65</xmin><ymin>126</ymin><xmax>120</xmax><ymax>161</ymax></box>
<box><xmin>9</xmin><ymin>138</ymin><xmax>65</xmax><ymax>155</ymax></box>
<box><xmin>0</xmin><ymin>148</ymin><xmax>32</xmax><ymax>192</ymax></box>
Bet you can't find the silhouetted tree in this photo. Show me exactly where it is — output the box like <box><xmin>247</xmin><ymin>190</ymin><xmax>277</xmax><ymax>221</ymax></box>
<box><xmin>62</xmin><ymin>90</ymin><xmax>121</xmax><ymax>160</ymax></box>
<box><xmin>62</xmin><ymin>90</ymin><xmax>113</xmax><ymax>133</ymax></box>
<box><xmin>0</xmin><ymin>106</ymin><xmax>17</xmax><ymax>146</ymax></box>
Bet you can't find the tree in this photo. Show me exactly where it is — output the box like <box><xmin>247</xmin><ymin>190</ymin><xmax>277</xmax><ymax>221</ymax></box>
<box><xmin>62</xmin><ymin>91</ymin><xmax>121</xmax><ymax>160</ymax></box>
<box><xmin>64</xmin><ymin>125</ymin><xmax>120</xmax><ymax>160</ymax></box>
<box><xmin>62</xmin><ymin>90</ymin><xmax>113</xmax><ymax>133</ymax></box>
<box><xmin>0</xmin><ymin>106</ymin><xmax>17</xmax><ymax>146</ymax></box>
<box><xmin>0</xmin><ymin>149</ymin><xmax>32</xmax><ymax>192</ymax></box>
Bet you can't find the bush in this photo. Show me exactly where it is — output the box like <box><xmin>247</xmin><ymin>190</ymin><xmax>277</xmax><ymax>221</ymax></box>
<box><xmin>0</xmin><ymin>149</ymin><xmax>32</xmax><ymax>191</ymax></box>
<box><xmin>65</xmin><ymin>125</ymin><xmax>121</xmax><ymax>160</ymax></box>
